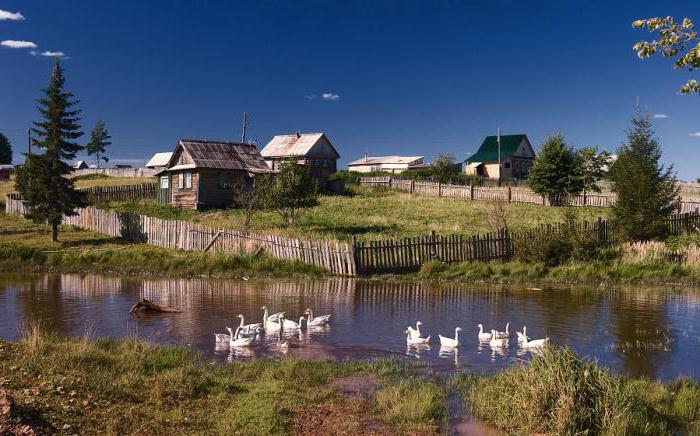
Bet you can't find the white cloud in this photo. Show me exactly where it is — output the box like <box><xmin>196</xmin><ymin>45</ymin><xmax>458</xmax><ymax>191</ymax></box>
<box><xmin>304</xmin><ymin>94</ymin><xmax>317</xmax><ymax>99</ymax></box>
<box><xmin>321</xmin><ymin>92</ymin><xmax>340</xmax><ymax>101</ymax></box>
<box><xmin>690</xmin><ymin>132</ymin><xmax>700</xmax><ymax>138</ymax></box>
<box><xmin>0</xmin><ymin>9</ymin><xmax>24</xmax><ymax>21</ymax></box>
<box><xmin>653</xmin><ymin>114</ymin><xmax>669</xmax><ymax>119</ymax></box>
<box><xmin>1</xmin><ymin>40</ymin><xmax>37</xmax><ymax>49</ymax></box>
<box><xmin>39</xmin><ymin>50</ymin><xmax>65</xmax><ymax>57</ymax></box>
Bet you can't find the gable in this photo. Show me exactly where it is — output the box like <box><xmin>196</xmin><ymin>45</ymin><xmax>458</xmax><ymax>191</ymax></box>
<box><xmin>511</xmin><ymin>138</ymin><xmax>535</xmax><ymax>158</ymax></box>
<box><xmin>306</xmin><ymin>135</ymin><xmax>340</xmax><ymax>159</ymax></box>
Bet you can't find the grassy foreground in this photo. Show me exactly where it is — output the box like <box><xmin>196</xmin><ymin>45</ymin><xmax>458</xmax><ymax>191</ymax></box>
<box><xmin>455</xmin><ymin>347</ymin><xmax>700</xmax><ymax>435</ymax></box>
<box><xmin>0</xmin><ymin>332</ymin><xmax>445</xmax><ymax>434</ymax></box>
<box><xmin>106</xmin><ymin>186</ymin><xmax>608</xmax><ymax>242</ymax></box>
<box><xmin>2</xmin><ymin>335</ymin><xmax>698</xmax><ymax>435</ymax></box>
<box><xmin>0</xmin><ymin>213</ymin><xmax>325</xmax><ymax>279</ymax></box>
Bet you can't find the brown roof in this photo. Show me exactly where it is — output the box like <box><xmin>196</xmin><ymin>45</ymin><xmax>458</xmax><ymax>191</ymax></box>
<box><xmin>167</xmin><ymin>139</ymin><xmax>272</xmax><ymax>173</ymax></box>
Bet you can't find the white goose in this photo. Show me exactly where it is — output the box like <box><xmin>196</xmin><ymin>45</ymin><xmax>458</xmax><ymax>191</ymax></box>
<box><xmin>489</xmin><ymin>329</ymin><xmax>508</xmax><ymax>348</ymax></box>
<box><xmin>261</xmin><ymin>306</ymin><xmax>284</xmax><ymax>324</ymax></box>
<box><xmin>227</xmin><ymin>327</ymin><xmax>254</xmax><ymax>347</ymax></box>
<box><xmin>407</xmin><ymin>321</ymin><xmax>424</xmax><ymax>340</ymax></box>
<box><xmin>516</xmin><ymin>326</ymin><xmax>529</xmax><ymax>344</ymax></box>
<box><xmin>477</xmin><ymin>324</ymin><xmax>492</xmax><ymax>342</ymax></box>
<box><xmin>276</xmin><ymin>317</ymin><xmax>290</xmax><ymax>349</ymax></box>
<box><xmin>237</xmin><ymin>314</ymin><xmax>262</xmax><ymax>333</ymax></box>
<box><xmin>522</xmin><ymin>335</ymin><xmax>550</xmax><ymax>349</ymax></box>
<box><xmin>439</xmin><ymin>327</ymin><xmax>462</xmax><ymax>348</ymax></box>
<box><xmin>495</xmin><ymin>322</ymin><xmax>510</xmax><ymax>339</ymax></box>
<box><xmin>266</xmin><ymin>314</ymin><xmax>305</xmax><ymax>331</ymax></box>
<box><xmin>405</xmin><ymin>328</ymin><xmax>430</xmax><ymax>345</ymax></box>
<box><xmin>304</xmin><ymin>308</ymin><xmax>331</xmax><ymax>327</ymax></box>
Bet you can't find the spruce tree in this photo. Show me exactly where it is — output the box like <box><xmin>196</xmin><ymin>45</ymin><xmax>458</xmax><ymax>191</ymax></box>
<box><xmin>86</xmin><ymin>120</ymin><xmax>110</xmax><ymax>167</ymax></box>
<box><xmin>15</xmin><ymin>59</ymin><xmax>86</xmax><ymax>242</ymax></box>
<box><xmin>527</xmin><ymin>133</ymin><xmax>582</xmax><ymax>205</ymax></box>
<box><xmin>0</xmin><ymin>132</ymin><xmax>11</xmax><ymax>164</ymax></box>
<box><xmin>609</xmin><ymin>111</ymin><xmax>679</xmax><ymax>241</ymax></box>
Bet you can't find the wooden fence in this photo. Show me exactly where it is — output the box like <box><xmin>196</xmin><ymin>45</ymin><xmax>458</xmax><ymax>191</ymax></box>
<box><xmin>70</xmin><ymin>167</ymin><xmax>158</xmax><ymax>178</ymax></box>
<box><xmin>352</xmin><ymin>213</ymin><xmax>700</xmax><ymax>274</ymax></box>
<box><xmin>5</xmin><ymin>183</ymin><xmax>157</xmax><ymax>204</ymax></box>
<box><xmin>359</xmin><ymin>176</ymin><xmax>700</xmax><ymax>213</ymax></box>
<box><xmin>5</xmin><ymin>197</ymin><xmax>355</xmax><ymax>276</ymax></box>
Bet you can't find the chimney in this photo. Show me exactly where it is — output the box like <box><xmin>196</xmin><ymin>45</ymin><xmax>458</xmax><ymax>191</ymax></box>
<box><xmin>364</xmin><ymin>152</ymin><xmax>368</xmax><ymax>162</ymax></box>
<box><xmin>296</xmin><ymin>131</ymin><xmax>301</xmax><ymax>138</ymax></box>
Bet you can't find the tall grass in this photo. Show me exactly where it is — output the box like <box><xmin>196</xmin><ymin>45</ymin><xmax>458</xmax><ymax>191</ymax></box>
<box><xmin>457</xmin><ymin>347</ymin><xmax>700</xmax><ymax>435</ymax></box>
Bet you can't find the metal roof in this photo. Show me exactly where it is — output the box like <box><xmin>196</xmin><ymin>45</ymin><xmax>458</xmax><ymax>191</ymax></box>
<box><xmin>465</xmin><ymin>134</ymin><xmax>530</xmax><ymax>163</ymax></box>
<box><xmin>145</xmin><ymin>152</ymin><xmax>173</xmax><ymax>168</ymax></box>
<box><xmin>166</xmin><ymin>139</ymin><xmax>272</xmax><ymax>173</ymax></box>
<box><xmin>260</xmin><ymin>133</ymin><xmax>339</xmax><ymax>159</ymax></box>
<box><xmin>347</xmin><ymin>155</ymin><xmax>424</xmax><ymax>166</ymax></box>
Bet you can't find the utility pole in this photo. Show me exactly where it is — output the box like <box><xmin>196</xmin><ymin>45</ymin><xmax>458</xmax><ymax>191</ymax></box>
<box><xmin>241</xmin><ymin>112</ymin><xmax>248</xmax><ymax>144</ymax></box>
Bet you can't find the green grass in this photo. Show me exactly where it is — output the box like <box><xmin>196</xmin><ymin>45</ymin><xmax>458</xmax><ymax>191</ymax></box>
<box><xmin>455</xmin><ymin>347</ymin><xmax>700</xmax><ymax>435</ymax></box>
<box><xmin>107</xmin><ymin>185</ymin><xmax>609</xmax><ymax>242</ymax></box>
<box><xmin>410</xmin><ymin>258</ymin><xmax>700</xmax><ymax>284</ymax></box>
<box><xmin>0</xmin><ymin>332</ymin><xmax>442</xmax><ymax>434</ymax></box>
<box><xmin>0</xmin><ymin>212</ymin><xmax>325</xmax><ymax>279</ymax></box>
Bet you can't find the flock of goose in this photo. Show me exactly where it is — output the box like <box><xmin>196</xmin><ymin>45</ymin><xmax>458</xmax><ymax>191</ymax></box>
<box><xmin>406</xmin><ymin>321</ymin><xmax>550</xmax><ymax>350</ymax></box>
<box><xmin>214</xmin><ymin>306</ymin><xmax>331</xmax><ymax>349</ymax></box>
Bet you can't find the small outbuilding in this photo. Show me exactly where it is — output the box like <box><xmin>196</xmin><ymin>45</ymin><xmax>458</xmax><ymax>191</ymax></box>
<box><xmin>465</xmin><ymin>134</ymin><xmax>535</xmax><ymax>181</ymax></box>
<box><xmin>156</xmin><ymin>139</ymin><xmax>272</xmax><ymax>209</ymax></box>
<box><xmin>260</xmin><ymin>132</ymin><xmax>339</xmax><ymax>186</ymax></box>
<box><xmin>145</xmin><ymin>152</ymin><xmax>173</xmax><ymax>169</ymax></box>
<box><xmin>0</xmin><ymin>164</ymin><xmax>13</xmax><ymax>181</ymax></box>
<box><xmin>347</xmin><ymin>155</ymin><xmax>424</xmax><ymax>174</ymax></box>
<box><xmin>72</xmin><ymin>160</ymin><xmax>88</xmax><ymax>170</ymax></box>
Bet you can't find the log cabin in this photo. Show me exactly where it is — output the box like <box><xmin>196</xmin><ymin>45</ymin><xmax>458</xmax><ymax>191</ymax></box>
<box><xmin>156</xmin><ymin>139</ymin><xmax>272</xmax><ymax>209</ymax></box>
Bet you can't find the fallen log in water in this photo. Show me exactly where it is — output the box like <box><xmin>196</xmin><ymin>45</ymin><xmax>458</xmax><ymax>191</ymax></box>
<box><xmin>129</xmin><ymin>299</ymin><xmax>182</xmax><ymax>314</ymax></box>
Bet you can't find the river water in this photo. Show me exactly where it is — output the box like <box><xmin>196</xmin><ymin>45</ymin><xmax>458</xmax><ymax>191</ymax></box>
<box><xmin>1</xmin><ymin>273</ymin><xmax>699</xmax><ymax>381</ymax></box>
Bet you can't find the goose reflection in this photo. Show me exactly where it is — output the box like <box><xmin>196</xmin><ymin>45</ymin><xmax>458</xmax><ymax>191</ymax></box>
<box><xmin>406</xmin><ymin>343</ymin><xmax>431</xmax><ymax>359</ymax></box>
<box><xmin>439</xmin><ymin>345</ymin><xmax>460</xmax><ymax>367</ymax></box>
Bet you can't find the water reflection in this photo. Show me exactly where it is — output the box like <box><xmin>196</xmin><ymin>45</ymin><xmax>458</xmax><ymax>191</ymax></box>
<box><xmin>1</xmin><ymin>273</ymin><xmax>699</xmax><ymax>381</ymax></box>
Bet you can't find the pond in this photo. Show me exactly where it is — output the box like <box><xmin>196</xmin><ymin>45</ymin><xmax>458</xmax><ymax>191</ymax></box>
<box><xmin>1</xmin><ymin>273</ymin><xmax>699</xmax><ymax>381</ymax></box>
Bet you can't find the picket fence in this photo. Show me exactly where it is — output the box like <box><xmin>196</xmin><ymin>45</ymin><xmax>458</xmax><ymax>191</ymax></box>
<box><xmin>359</xmin><ymin>177</ymin><xmax>700</xmax><ymax>213</ymax></box>
<box><xmin>5</xmin><ymin>197</ymin><xmax>355</xmax><ymax>276</ymax></box>
<box><xmin>71</xmin><ymin>168</ymin><xmax>158</xmax><ymax>178</ymax></box>
<box><xmin>353</xmin><ymin>213</ymin><xmax>700</xmax><ymax>274</ymax></box>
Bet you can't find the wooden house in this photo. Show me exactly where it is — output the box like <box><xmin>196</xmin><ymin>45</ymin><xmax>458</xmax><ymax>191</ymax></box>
<box><xmin>260</xmin><ymin>132</ymin><xmax>339</xmax><ymax>186</ymax></box>
<box><xmin>347</xmin><ymin>155</ymin><xmax>424</xmax><ymax>173</ymax></box>
<box><xmin>465</xmin><ymin>134</ymin><xmax>535</xmax><ymax>181</ymax></box>
<box><xmin>72</xmin><ymin>160</ymin><xmax>88</xmax><ymax>170</ymax></box>
<box><xmin>0</xmin><ymin>164</ymin><xmax>13</xmax><ymax>181</ymax></box>
<box><xmin>156</xmin><ymin>139</ymin><xmax>272</xmax><ymax>209</ymax></box>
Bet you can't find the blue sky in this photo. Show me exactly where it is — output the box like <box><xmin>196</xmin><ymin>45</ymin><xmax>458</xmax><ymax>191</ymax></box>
<box><xmin>1</xmin><ymin>0</ymin><xmax>699</xmax><ymax>178</ymax></box>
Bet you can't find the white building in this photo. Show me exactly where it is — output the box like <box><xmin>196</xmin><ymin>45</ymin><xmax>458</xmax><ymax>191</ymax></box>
<box><xmin>347</xmin><ymin>154</ymin><xmax>424</xmax><ymax>174</ymax></box>
<box><xmin>145</xmin><ymin>152</ymin><xmax>174</xmax><ymax>168</ymax></box>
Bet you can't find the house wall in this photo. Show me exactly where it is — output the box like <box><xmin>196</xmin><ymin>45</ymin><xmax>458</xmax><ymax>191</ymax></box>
<box><xmin>171</xmin><ymin>170</ymin><xmax>198</xmax><ymax>209</ymax></box>
<box><xmin>196</xmin><ymin>169</ymin><xmax>249</xmax><ymax>208</ymax></box>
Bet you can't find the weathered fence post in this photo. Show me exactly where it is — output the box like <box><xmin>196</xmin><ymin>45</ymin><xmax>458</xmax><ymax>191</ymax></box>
<box><xmin>507</xmin><ymin>186</ymin><xmax>512</xmax><ymax>203</ymax></box>
<box><xmin>410</xmin><ymin>180</ymin><xmax>415</xmax><ymax>194</ymax></box>
<box><xmin>438</xmin><ymin>182</ymin><xmax>442</xmax><ymax>197</ymax></box>
<box><xmin>469</xmin><ymin>185</ymin><xmax>474</xmax><ymax>200</ymax></box>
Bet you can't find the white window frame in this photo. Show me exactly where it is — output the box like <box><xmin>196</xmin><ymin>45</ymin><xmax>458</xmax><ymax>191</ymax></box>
<box><xmin>185</xmin><ymin>172</ymin><xmax>192</xmax><ymax>189</ymax></box>
<box><xmin>160</xmin><ymin>175</ymin><xmax>169</xmax><ymax>189</ymax></box>
<box><xmin>178</xmin><ymin>173</ymin><xmax>184</xmax><ymax>189</ymax></box>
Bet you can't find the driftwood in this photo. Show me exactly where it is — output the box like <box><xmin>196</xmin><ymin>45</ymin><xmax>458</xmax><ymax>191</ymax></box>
<box><xmin>129</xmin><ymin>299</ymin><xmax>182</xmax><ymax>314</ymax></box>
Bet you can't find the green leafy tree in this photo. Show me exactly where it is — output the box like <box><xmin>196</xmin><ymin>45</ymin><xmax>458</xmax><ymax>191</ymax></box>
<box><xmin>527</xmin><ymin>133</ymin><xmax>583</xmax><ymax>206</ymax></box>
<box><xmin>632</xmin><ymin>17</ymin><xmax>700</xmax><ymax>94</ymax></box>
<box><xmin>0</xmin><ymin>132</ymin><xmax>12</xmax><ymax>164</ymax></box>
<box><xmin>260</xmin><ymin>160</ymin><xmax>319</xmax><ymax>226</ymax></box>
<box><xmin>576</xmin><ymin>147</ymin><xmax>610</xmax><ymax>193</ymax></box>
<box><xmin>86</xmin><ymin>120</ymin><xmax>111</xmax><ymax>167</ymax></box>
<box><xmin>15</xmin><ymin>59</ymin><xmax>86</xmax><ymax>242</ymax></box>
<box><xmin>609</xmin><ymin>111</ymin><xmax>679</xmax><ymax>241</ymax></box>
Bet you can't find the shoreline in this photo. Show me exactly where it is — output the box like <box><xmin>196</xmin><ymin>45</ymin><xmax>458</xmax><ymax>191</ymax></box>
<box><xmin>2</xmin><ymin>335</ymin><xmax>698</xmax><ymax>434</ymax></box>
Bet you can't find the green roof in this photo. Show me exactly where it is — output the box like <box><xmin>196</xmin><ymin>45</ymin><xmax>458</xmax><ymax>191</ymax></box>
<box><xmin>465</xmin><ymin>134</ymin><xmax>529</xmax><ymax>163</ymax></box>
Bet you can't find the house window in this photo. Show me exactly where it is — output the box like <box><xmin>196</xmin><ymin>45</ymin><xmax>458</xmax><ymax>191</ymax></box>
<box><xmin>218</xmin><ymin>172</ymin><xmax>232</xmax><ymax>189</ymax></box>
<box><xmin>178</xmin><ymin>172</ymin><xmax>192</xmax><ymax>189</ymax></box>
<box><xmin>504</xmin><ymin>162</ymin><xmax>511</xmax><ymax>169</ymax></box>
<box><xmin>160</xmin><ymin>175</ymin><xmax>169</xmax><ymax>189</ymax></box>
